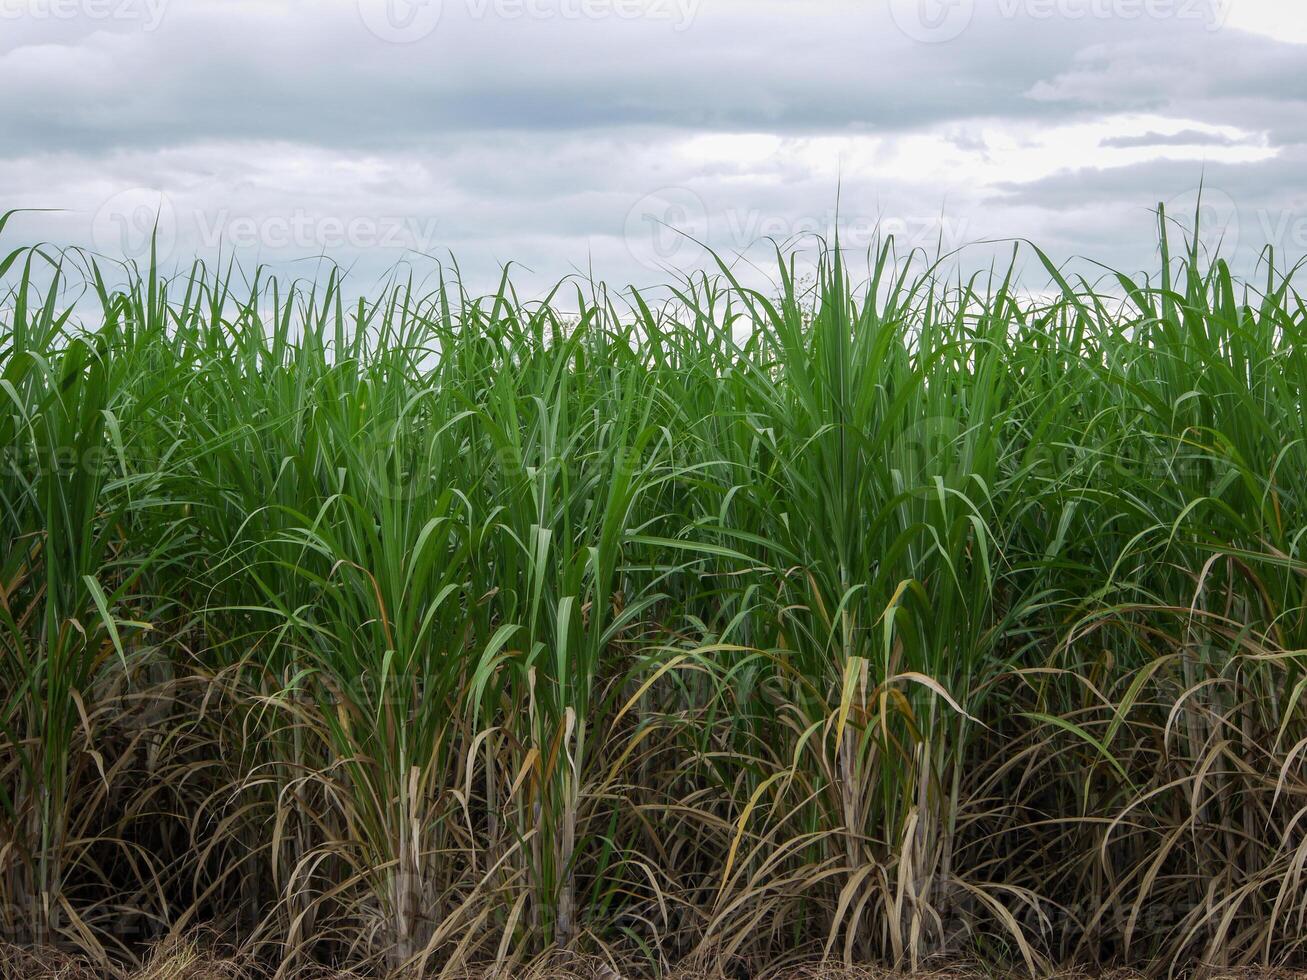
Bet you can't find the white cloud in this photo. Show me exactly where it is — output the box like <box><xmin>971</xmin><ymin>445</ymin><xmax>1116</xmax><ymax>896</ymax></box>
<box><xmin>1224</xmin><ymin>0</ymin><xmax>1307</xmax><ymax>43</ymax></box>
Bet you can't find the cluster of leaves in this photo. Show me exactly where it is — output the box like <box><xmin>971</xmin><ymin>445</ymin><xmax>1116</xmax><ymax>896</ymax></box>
<box><xmin>1</xmin><ymin>208</ymin><xmax>1305</xmax><ymax>977</ymax></box>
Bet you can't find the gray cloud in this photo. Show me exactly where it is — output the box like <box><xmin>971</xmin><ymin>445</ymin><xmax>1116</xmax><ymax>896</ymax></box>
<box><xmin>2</xmin><ymin>0</ymin><xmax>1304</xmax><ymax>293</ymax></box>
<box><xmin>1100</xmin><ymin>129</ymin><xmax>1247</xmax><ymax>148</ymax></box>
<box><xmin>3</xmin><ymin>0</ymin><xmax>1290</xmax><ymax>152</ymax></box>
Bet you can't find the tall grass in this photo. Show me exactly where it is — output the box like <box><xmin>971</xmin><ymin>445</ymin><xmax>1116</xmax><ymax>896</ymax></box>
<box><xmin>1</xmin><ymin>208</ymin><xmax>1306</xmax><ymax>977</ymax></box>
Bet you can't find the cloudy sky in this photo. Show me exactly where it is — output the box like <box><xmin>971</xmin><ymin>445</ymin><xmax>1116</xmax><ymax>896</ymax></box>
<box><xmin>3</xmin><ymin>0</ymin><xmax>1306</xmax><ymax>295</ymax></box>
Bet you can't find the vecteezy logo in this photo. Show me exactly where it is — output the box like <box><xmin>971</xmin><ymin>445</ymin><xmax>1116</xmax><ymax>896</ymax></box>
<box><xmin>1163</xmin><ymin>186</ymin><xmax>1240</xmax><ymax>262</ymax></box>
<box><xmin>888</xmin><ymin>0</ymin><xmax>974</xmax><ymax>42</ymax></box>
<box><xmin>358</xmin><ymin>0</ymin><xmax>443</xmax><ymax>42</ymax></box>
<box><xmin>623</xmin><ymin>186</ymin><xmax>709</xmax><ymax>272</ymax></box>
<box><xmin>91</xmin><ymin>188</ymin><xmax>178</xmax><ymax>264</ymax></box>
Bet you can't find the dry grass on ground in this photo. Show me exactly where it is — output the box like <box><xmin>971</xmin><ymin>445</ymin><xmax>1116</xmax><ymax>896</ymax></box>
<box><xmin>4</xmin><ymin>944</ymin><xmax>1307</xmax><ymax>980</ymax></box>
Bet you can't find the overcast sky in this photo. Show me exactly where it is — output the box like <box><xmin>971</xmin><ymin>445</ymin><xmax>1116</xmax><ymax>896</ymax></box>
<box><xmin>3</xmin><ymin>0</ymin><xmax>1306</xmax><ymax>296</ymax></box>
